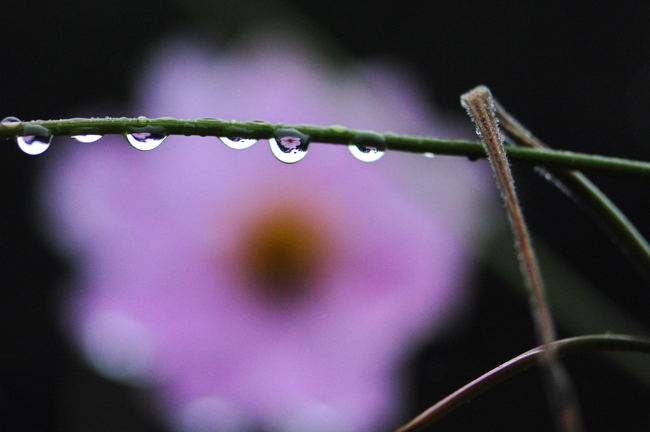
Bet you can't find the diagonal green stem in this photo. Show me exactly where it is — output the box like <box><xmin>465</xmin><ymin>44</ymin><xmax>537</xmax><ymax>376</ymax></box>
<box><xmin>495</xmin><ymin>102</ymin><xmax>650</xmax><ymax>281</ymax></box>
<box><xmin>395</xmin><ymin>334</ymin><xmax>650</xmax><ymax>432</ymax></box>
<box><xmin>2</xmin><ymin>117</ymin><xmax>650</xmax><ymax>176</ymax></box>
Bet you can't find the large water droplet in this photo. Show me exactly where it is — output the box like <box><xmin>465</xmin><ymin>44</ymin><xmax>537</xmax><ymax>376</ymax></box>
<box><xmin>348</xmin><ymin>131</ymin><xmax>386</xmax><ymax>162</ymax></box>
<box><xmin>17</xmin><ymin>124</ymin><xmax>52</xmax><ymax>156</ymax></box>
<box><xmin>125</xmin><ymin>128</ymin><xmax>167</xmax><ymax>151</ymax></box>
<box><xmin>423</xmin><ymin>152</ymin><xmax>436</xmax><ymax>159</ymax></box>
<box><xmin>1</xmin><ymin>116</ymin><xmax>21</xmax><ymax>129</ymax></box>
<box><xmin>220</xmin><ymin>137</ymin><xmax>257</xmax><ymax>150</ymax></box>
<box><xmin>269</xmin><ymin>129</ymin><xmax>310</xmax><ymax>164</ymax></box>
<box><xmin>72</xmin><ymin>134</ymin><xmax>103</xmax><ymax>143</ymax></box>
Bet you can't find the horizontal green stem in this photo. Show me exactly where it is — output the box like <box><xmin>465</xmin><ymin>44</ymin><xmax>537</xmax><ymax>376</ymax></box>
<box><xmin>2</xmin><ymin>117</ymin><xmax>650</xmax><ymax>176</ymax></box>
<box><xmin>395</xmin><ymin>334</ymin><xmax>650</xmax><ymax>432</ymax></box>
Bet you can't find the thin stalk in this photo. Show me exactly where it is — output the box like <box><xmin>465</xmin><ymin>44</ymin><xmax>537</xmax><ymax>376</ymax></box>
<box><xmin>495</xmin><ymin>101</ymin><xmax>650</xmax><ymax>281</ymax></box>
<box><xmin>461</xmin><ymin>86</ymin><xmax>582</xmax><ymax>432</ymax></box>
<box><xmin>1</xmin><ymin>117</ymin><xmax>650</xmax><ymax>176</ymax></box>
<box><xmin>395</xmin><ymin>334</ymin><xmax>650</xmax><ymax>432</ymax></box>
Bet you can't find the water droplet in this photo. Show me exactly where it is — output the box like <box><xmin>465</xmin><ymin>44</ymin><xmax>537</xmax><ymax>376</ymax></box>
<box><xmin>72</xmin><ymin>134</ymin><xmax>103</xmax><ymax>143</ymax></box>
<box><xmin>269</xmin><ymin>128</ymin><xmax>310</xmax><ymax>164</ymax></box>
<box><xmin>1</xmin><ymin>116</ymin><xmax>21</xmax><ymax>128</ymax></box>
<box><xmin>136</xmin><ymin>115</ymin><xmax>148</xmax><ymax>126</ymax></box>
<box><xmin>423</xmin><ymin>152</ymin><xmax>436</xmax><ymax>158</ymax></box>
<box><xmin>219</xmin><ymin>137</ymin><xmax>257</xmax><ymax>150</ymax></box>
<box><xmin>348</xmin><ymin>131</ymin><xmax>386</xmax><ymax>162</ymax></box>
<box><xmin>17</xmin><ymin>124</ymin><xmax>52</xmax><ymax>156</ymax></box>
<box><xmin>125</xmin><ymin>128</ymin><xmax>167</xmax><ymax>151</ymax></box>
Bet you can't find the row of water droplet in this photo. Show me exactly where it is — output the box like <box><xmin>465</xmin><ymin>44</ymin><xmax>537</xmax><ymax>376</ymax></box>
<box><xmin>3</xmin><ymin>117</ymin><xmax>434</xmax><ymax>164</ymax></box>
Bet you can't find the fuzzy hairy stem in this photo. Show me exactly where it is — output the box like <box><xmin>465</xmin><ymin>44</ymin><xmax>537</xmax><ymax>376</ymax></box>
<box><xmin>461</xmin><ymin>86</ymin><xmax>582</xmax><ymax>432</ymax></box>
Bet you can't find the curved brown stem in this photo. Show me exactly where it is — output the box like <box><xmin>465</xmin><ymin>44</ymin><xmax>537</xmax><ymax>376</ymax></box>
<box><xmin>395</xmin><ymin>334</ymin><xmax>650</xmax><ymax>432</ymax></box>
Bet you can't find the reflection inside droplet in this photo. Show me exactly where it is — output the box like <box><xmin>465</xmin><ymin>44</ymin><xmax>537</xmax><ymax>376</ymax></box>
<box><xmin>17</xmin><ymin>124</ymin><xmax>52</xmax><ymax>156</ymax></box>
<box><xmin>72</xmin><ymin>134</ymin><xmax>103</xmax><ymax>143</ymax></box>
<box><xmin>219</xmin><ymin>137</ymin><xmax>257</xmax><ymax>150</ymax></box>
<box><xmin>269</xmin><ymin>129</ymin><xmax>310</xmax><ymax>164</ymax></box>
<box><xmin>348</xmin><ymin>131</ymin><xmax>386</xmax><ymax>162</ymax></box>
<box><xmin>17</xmin><ymin>136</ymin><xmax>51</xmax><ymax>155</ymax></box>
<box><xmin>125</xmin><ymin>131</ymin><xmax>167</xmax><ymax>151</ymax></box>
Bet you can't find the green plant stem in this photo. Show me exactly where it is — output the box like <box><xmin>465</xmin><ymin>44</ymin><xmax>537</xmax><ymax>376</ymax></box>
<box><xmin>395</xmin><ymin>334</ymin><xmax>650</xmax><ymax>432</ymax></box>
<box><xmin>495</xmin><ymin>102</ymin><xmax>650</xmax><ymax>281</ymax></box>
<box><xmin>2</xmin><ymin>117</ymin><xmax>650</xmax><ymax>176</ymax></box>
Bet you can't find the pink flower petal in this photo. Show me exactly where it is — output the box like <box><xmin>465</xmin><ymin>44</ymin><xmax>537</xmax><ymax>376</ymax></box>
<box><xmin>44</xmin><ymin>31</ymin><xmax>493</xmax><ymax>431</ymax></box>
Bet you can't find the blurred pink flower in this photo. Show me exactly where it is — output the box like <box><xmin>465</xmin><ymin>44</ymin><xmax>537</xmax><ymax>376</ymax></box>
<box><xmin>43</xmin><ymin>33</ymin><xmax>490</xmax><ymax>431</ymax></box>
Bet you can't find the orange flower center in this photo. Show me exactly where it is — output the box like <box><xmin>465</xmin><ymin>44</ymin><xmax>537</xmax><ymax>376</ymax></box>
<box><xmin>236</xmin><ymin>207</ymin><xmax>331</xmax><ymax>302</ymax></box>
